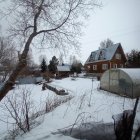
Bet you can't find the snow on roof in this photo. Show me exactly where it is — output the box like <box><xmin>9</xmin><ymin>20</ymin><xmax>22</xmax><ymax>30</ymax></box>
<box><xmin>85</xmin><ymin>43</ymin><xmax>120</xmax><ymax>64</ymax></box>
<box><xmin>119</xmin><ymin>68</ymin><xmax>140</xmax><ymax>81</ymax></box>
<box><xmin>57</xmin><ymin>65</ymin><xmax>70</xmax><ymax>72</ymax></box>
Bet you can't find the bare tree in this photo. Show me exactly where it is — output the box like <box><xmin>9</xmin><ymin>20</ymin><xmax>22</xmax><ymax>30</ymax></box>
<box><xmin>0</xmin><ymin>36</ymin><xmax>16</xmax><ymax>65</ymax></box>
<box><xmin>99</xmin><ymin>38</ymin><xmax>114</xmax><ymax>49</ymax></box>
<box><xmin>39</xmin><ymin>55</ymin><xmax>47</xmax><ymax>64</ymax></box>
<box><xmin>18</xmin><ymin>49</ymin><xmax>37</xmax><ymax>76</ymax></box>
<box><xmin>0</xmin><ymin>0</ymin><xmax>100</xmax><ymax>101</ymax></box>
<box><xmin>26</xmin><ymin>49</ymin><xmax>34</xmax><ymax>68</ymax></box>
<box><xmin>69</xmin><ymin>55</ymin><xmax>79</xmax><ymax>65</ymax></box>
<box><xmin>59</xmin><ymin>53</ymin><xmax>64</xmax><ymax>65</ymax></box>
<box><xmin>0</xmin><ymin>36</ymin><xmax>17</xmax><ymax>82</ymax></box>
<box><xmin>2</xmin><ymin>88</ymin><xmax>34</xmax><ymax>133</ymax></box>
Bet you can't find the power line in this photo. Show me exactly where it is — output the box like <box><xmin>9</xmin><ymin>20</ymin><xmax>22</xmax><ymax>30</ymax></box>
<box><xmin>83</xmin><ymin>26</ymin><xmax>140</xmax><ymax>43</ymax></box>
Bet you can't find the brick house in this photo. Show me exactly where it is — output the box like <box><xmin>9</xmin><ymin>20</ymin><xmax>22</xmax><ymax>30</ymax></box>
<box><xmin>84</xmin><ymin>43</ymin><xmax>127</xmax><ymax>76</ymax></box>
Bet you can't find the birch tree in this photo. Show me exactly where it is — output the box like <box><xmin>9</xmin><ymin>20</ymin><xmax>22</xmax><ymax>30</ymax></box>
<box><xmin>0</xmin><ymin>0</ymin><xmax>100</xmax><ymax>101</ymax></box>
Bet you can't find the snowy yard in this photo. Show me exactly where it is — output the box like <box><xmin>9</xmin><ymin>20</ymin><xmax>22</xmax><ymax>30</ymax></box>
<box><xmin>0</xmin><ymin>77</ymin><xmax>140</xmax><ymax>140</ymax></box>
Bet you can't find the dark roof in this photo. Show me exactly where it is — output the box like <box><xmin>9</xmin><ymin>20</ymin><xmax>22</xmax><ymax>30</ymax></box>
<box><xmin>85</xmin><ymin>43</ymin><xmax>121</xmax><ymax>64</ymax></box>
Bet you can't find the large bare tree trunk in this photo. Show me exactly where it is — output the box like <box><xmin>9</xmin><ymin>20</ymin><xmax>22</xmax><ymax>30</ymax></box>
<box><xmin>0</xmin><ymin>0</ymin><xmax>99</xmax><ymax>101</ymax></box>
<box><xmin>0</xmin><ymin>33</ymin><xmax>35</xmax><ymax>101</ymax></box>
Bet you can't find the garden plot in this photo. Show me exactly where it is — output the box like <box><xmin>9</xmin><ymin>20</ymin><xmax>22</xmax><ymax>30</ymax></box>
<box><xmin>0</xmin><ymin>77</ymin><xmax>139</xmax><ymax>140</ymax></box>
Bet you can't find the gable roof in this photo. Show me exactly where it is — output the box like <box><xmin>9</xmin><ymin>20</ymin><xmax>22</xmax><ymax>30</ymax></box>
<box><xmin>85</xmin><ymin>43</ymin><xmax>121</xmax><ymax>64</ymax></box>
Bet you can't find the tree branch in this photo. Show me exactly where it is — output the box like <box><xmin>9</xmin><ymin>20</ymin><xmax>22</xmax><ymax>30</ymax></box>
<box><xmin>33</xmin><ymin>0</ymin><xmax>45</xmax><ymax>32</ymax></box>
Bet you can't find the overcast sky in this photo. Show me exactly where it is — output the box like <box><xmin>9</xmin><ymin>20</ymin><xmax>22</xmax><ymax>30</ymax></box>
<box><xmin>33</xmin><ymin>0</ymin><xmax>140</xmax><ymax>64</ymax></box>
<box><xmin>79</xmin><ymin>0</ymin><xmax>140</xmax><ymax>64</ymax></box>
<box><xmin>1</xmin><ymin>0</ymin><xmax>140</xmax><ymax>64</ymax></box>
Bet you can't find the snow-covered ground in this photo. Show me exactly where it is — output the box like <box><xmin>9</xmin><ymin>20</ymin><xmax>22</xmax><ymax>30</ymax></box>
<box><xmin>0</xmin><ymin>84</ymin><xmax>70</xmax><ymax>139</ymax></box>
<box><xmin>0</xmin><ymin>77</ymin><xmax>140</xmax><ymax>140</ymax></box>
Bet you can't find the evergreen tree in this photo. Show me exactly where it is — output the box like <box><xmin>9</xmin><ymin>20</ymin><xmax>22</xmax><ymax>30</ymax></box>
<box><xmin>71</xmin><ymin>62</ymin><xmax>82</xmax><ymax>73</ymax></box>
<box><xmin>48</xmin><ymin>56</ymin><xmax>59</xmax><ymax>73</ymax></box>
<box><xmin>41</xmin><ymin>58</ymin><xmax>47</xmax><ymax>73</ymax></box>
<box><xmin>69</xmin><ymin>55</ymin><xmax>82</xmax><ymax>73</ymax></box>
<box><xmin>126</xmin><ymin>49</ymin><xmax>140</xmax><ymax>68</ymax></box>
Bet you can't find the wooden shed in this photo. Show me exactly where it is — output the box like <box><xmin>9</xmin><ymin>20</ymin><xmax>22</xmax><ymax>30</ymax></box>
<box><xmin>57</xmin><ymin>65</ymin><xmax>71</xmax><ymax>77</ymax></box>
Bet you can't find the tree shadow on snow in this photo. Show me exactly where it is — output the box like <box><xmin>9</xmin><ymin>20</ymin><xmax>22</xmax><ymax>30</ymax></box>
<box><xmin>52</xmin><ymin>122</ymin><xmax>116</xmax><ymax>140</ymax></box>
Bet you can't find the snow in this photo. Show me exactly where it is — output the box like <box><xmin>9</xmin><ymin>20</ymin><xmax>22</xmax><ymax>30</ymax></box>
<box><xmin>85</xmin><ymin>43</ymin><xmax>119</xmax><ymax>64</ymax></box>
<box><xmin>0</xmin><ymin>77</ymin><xmax>140</xmax><ymax>140</ymax></box>
<box><xmin>0</xmin><ymin>84</ymin><xmax>69</xmax><ymax>139</ymax></box>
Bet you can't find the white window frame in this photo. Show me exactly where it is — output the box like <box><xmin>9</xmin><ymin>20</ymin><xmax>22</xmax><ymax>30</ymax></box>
<box><xmin>115</xmin><ymin>53</ymin><xmax>121</xmax><ymax>59</ymax></box>
<box><xmin>102</xmin><ymin>64</ymin><xmax>108</xmax><ymax>70</ymax></box>
<box><xmin>93</xmin><ymin>65</ymin><xmax>97</xmax><ymax>70</ymax></box>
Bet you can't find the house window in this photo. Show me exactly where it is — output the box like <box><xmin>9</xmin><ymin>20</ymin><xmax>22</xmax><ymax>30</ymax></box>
<box><xmin>115</xmin><ymin>53</ymin><xmax>121</xmax><ymax>59</ymax></box>
<box><xmin>102</xmin><ymin>64</ymin><xmax>108</xmax><ymax>70</ymax></box>
<box><xmin>93</xmin><ymin>65</ymin><xmax>97</xmax><ymax>70</ymax></box>
<box><xmin>113</xmin><ymin>64</ymin><xmax>117</xmax><ymax>68</ymax></box>
<box><xmin>90</xmin><ymin>52</ymin><xmax>96</xmax><ymax>61</ymax></box>
<box><xmin>99</xmin><ymin>50</ymin><xmax>106</xmax><ymax>60</ymax></box>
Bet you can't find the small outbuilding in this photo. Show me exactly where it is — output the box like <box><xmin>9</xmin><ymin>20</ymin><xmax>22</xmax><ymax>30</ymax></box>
<box><xmin>100</xmin><ymin>68</ymin><xmax>140</xmax><ymax>98</ymax></box>
<box><xmin>57</xmin><ymin>65</ymin><xmax>71</xmax><ymax>78</ymax></box>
